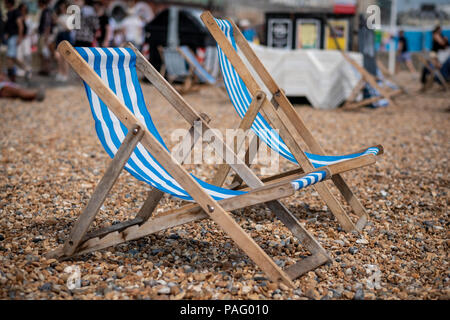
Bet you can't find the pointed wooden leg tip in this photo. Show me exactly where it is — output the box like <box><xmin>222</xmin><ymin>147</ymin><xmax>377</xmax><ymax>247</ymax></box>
<box><xmin>355</xmin><ymin>215</ymin><xmax>368</xmax><ymax>232</ymax></box>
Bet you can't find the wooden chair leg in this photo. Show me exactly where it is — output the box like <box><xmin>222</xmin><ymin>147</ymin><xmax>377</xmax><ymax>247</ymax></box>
<box><xmin>60</xmin><ymin>124</ymin><xmax>144</xmax><ymax>257</ymax></box>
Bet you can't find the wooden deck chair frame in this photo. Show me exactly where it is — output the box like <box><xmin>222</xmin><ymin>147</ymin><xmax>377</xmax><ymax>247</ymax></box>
<box><xmin>201</xmin><ymin>11</ymin><xmax>385</xmax><ymax>233</ymax></box>
<box><xmin>376</xmin><ymin>59</ymin><xmax>410</xmax><ymax>95</ymax></box>
<box><xmin>46</xmin><ymin>41</ymin><xmax>380</xmax><ymax>286</ymax></box>
<box><xmin>417</xmin><ymin>54</ymin><xmax>448</xmax><ymax>92</ymax></box>
<box><xmin>157</xmin><ymin>45</ymin><xmax>198</xmax><ymax>94</ymax></box>
<box><xmin>322</xmin><ymin>19</ymin><xmax>402</xmax><ymax>109</ymax></box>
<box><xmin>176</xmin><ymin>46</ymin><xmax>228</xmax><ymax>97</ymax></box>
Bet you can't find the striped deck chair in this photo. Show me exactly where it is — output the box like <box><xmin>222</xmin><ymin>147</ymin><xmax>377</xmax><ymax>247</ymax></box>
<box><xmin>47</xmin><ymin>41</ymin><xmax>382</xmax><ymax>285</ymax></box>
<box><xmin>201</xmin><ymin>12</ymin><xmax>384</xmax><ymax>233</ymax></box>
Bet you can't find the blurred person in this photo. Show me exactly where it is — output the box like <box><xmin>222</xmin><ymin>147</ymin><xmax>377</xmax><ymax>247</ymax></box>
<box><xmin>396</xmin><ymin>30</ymin><xmax>416</xmax><ymax>74</ymax></box>
<box><xmin>54</xmin><ymin>0</ymin><xmax>73</xmax><ymax>82</ymax></box>
<box><xmin>73</xmin><ymin>0</ymin><xmax>99</xmax><ymax>47</ymax></box>
<box><xmin>432</xmin><ymin>25</ymin><xmax>449</xmax><ymax>64</ymax></box>
<box><xmin>4</xmin><ymin>0</ymin><xmax>31</xmax><ymax>82</ymax></box>
<box><xmin>109</xmin><ymin>5</ymin><xmax>126</xmax><ymax>46</ymax></box>
<box><xmin>0</xmin><ymin>73</ymin><xmax>45</xmax><ymax>101</ymax></box>
<box><xmin>112</xmin><ymin>27</ymin><xmax>125</xmax><ymax>46</ymax></box>
<box><xmin>16</xmin><ymin>3</ymin><xmax>33</xmax><ymax>80</ymax></box>
<box><xmin>37</xmin><ymin>0</ymin><xmax>53</xmax><ymax>76</ymax></box>
<box><xmin>93</xmin><ymin>0</ymin><xmax>112</xmax><ymax>47</ymax></box>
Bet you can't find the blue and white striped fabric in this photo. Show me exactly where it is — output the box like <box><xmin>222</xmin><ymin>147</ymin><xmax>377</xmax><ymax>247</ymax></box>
<box><xmin>214</xmin><ymin>18</ymin><xmax>381</xmax><ymax>166</ymax></box>
<box><xmin>291</xmin><ymin>170</ymin><xmax>327</xmax><ymax>190</ymax></box>
<box><xmin>76</xmin><ymin>46</ymin><xmax>327</xmax><ymax>202</ymax></box>
<box><xmin>163</xmin><ymin>47</ymin><xmax>190</xmax><ymax>79</ymax></box>
<box><xmin>178</xmin><ymin>46</ymin><xmax>217</xmax><ymax>85</ymax></box>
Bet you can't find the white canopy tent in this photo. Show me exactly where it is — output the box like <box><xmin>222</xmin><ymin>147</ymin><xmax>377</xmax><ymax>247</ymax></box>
<box><xmin>244</xmin><ymin>43</ymin><xmax>364</xmax><ymax>109</ymax></box>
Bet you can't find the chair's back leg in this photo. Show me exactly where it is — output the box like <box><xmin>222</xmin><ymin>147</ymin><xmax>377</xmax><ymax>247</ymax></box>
<box><xmin>62</xmin><ymin>124</ymin><xmax>144</xmax><ymax>257</ymax></box>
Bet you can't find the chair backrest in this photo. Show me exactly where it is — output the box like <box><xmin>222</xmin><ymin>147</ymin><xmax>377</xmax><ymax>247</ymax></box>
<box><xmin>178</xmin><ymin>46</ymin><xmax>217</xmax><ymax>85</ymax></box>
<box><xmin>214</xmin><ymin>19</ymin><xmax>380</xmax><ymax>166</ymax></box>
<box><xmin>214</xmin><ymin>19</ymin><xmax>298</xmax><ymax>163</ymax></box>
<box><xmin>163</xmin><ymin>47</ymin><xmax>190</xmax><ymax>78</ymax></box>
<box><xmin>76</xmin><ymin>46</ymin><xmax>245</xmax><ymax>201</ymax></box>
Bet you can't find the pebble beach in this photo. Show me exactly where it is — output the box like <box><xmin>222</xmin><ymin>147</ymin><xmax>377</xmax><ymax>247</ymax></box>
<box><xmin>0</xmin><ymin>73</ymin><xmax>448</xmax><ymax>300</ymax></box>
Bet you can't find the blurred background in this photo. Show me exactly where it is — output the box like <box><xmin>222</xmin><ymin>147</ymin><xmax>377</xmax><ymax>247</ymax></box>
<box><xmin>0</xmin><ymin>0</ymin><xmax>448</xmax><ymax>101</ymax></box>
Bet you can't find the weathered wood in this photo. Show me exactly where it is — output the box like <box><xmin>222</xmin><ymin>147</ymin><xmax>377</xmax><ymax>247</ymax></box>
<box><xmin>62</xmin><ymin>124</ymin><xmax>144</xmax><ymax>256</ymax></box>
<box><xmin>70</xmin><ymin>152</ymin><xmax>375</xmax><ymax>258</ymax></box>
<box><xmin>237</xmin><ymin>153</ymin><xmax>377</xmax><ymax>190</ymax></box>
<box><xmin>137</xmin><ymin>112</ymin><xmax>211</xmax><ymax>222</ymax></box>
<box><xmin>135</xmin><ymin>189</ymin><xmax>165</xmax><ymax>222</ymax></box>
<box><xmin>129</xmin><ymin>43</ymin><xmax>269</xmax><ymax>191</ymax></box>
<box><xmin>48</xmin><ymin>148</ymin><xmax>374</xmax><ymax>265</ymax></box>
<box><xmin>58</xmin><ymin>40</ymin><xmax>294</xmax><ymax>287</ymax></box>
<box><xmin>230</xmin><ymin>135</ymin><xmax>259</xmax><ymax>188</ymax></box>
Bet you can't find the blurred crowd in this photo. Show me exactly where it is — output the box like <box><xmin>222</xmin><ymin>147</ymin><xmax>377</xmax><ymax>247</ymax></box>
<box><xmin>0</xmin><ymin>0</ymin><xmax>152</xmax><ymax>86</ymax></box>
